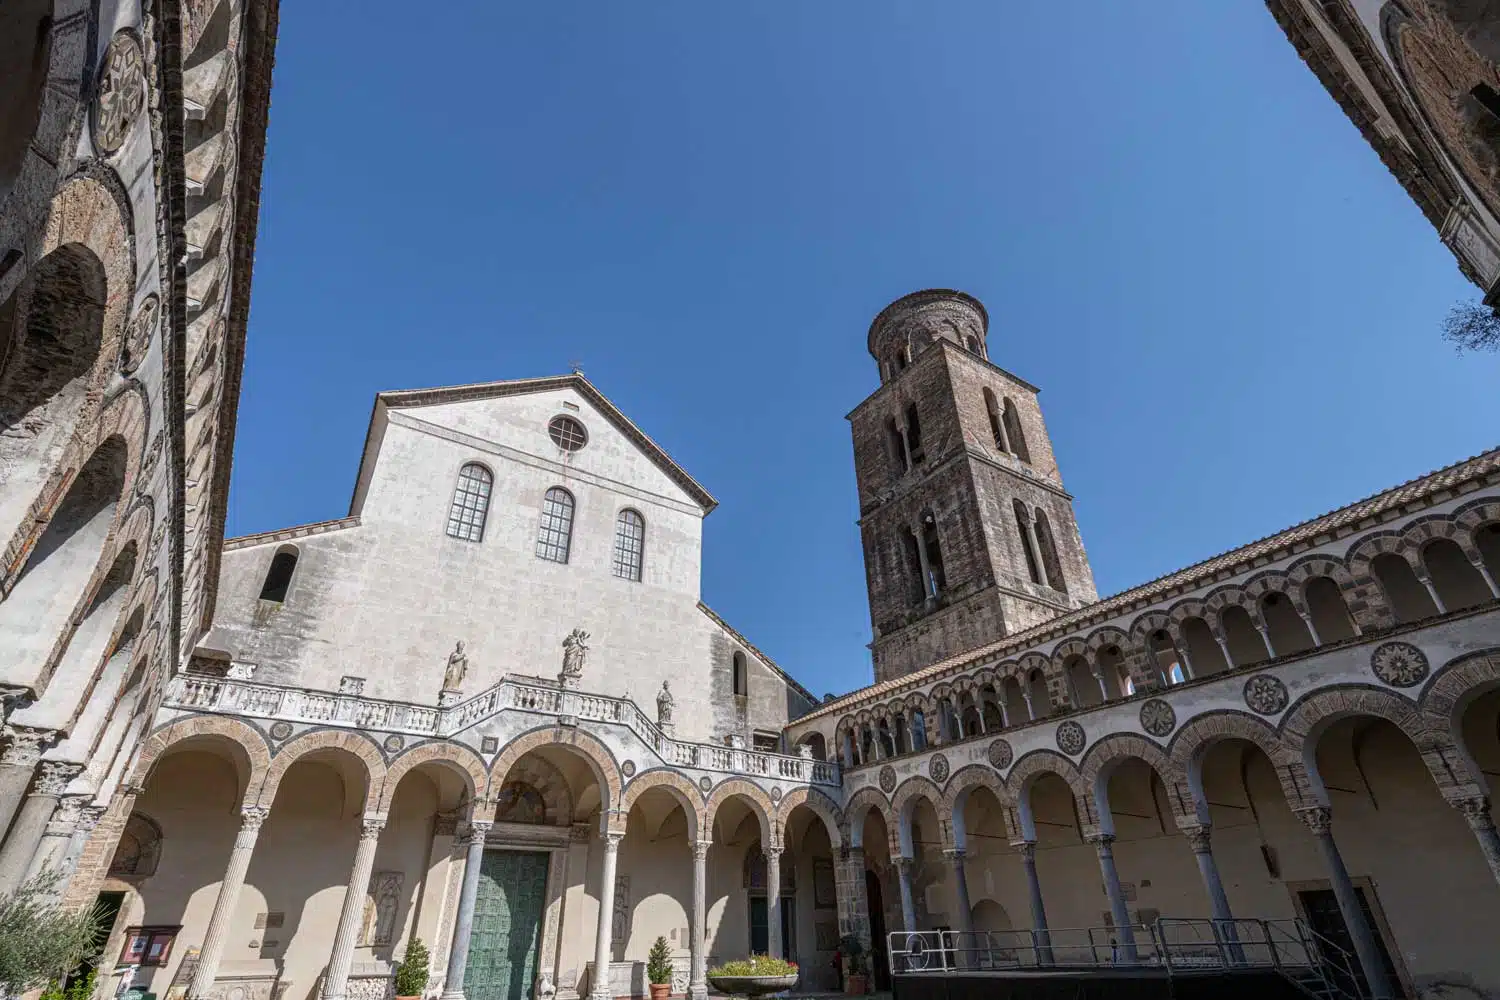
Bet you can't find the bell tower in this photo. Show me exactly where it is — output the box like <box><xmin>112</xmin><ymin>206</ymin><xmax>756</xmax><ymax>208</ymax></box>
<box><xmin>848</xmin><ymin>290</ymin><xmax>1097</xmax><ymax>682</ymax></box>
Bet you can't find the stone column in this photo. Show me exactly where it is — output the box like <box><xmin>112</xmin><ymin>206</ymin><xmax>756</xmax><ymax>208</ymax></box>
<box><xmin>1297</xmin><ymin>808</ymin><xmax>1391</xmax><ymax>999</ymax></box>
<box><xmin>894</xmin><ymin>857</ymin><xmax>916</xmax><ymax>932</ymax></box>
<box><xmin>1022</xmin><ymin>515</ymin><xmax>1046</xmax><ymax>586</ymax></box>
<box><xmin>689</xmin><ymin>840</ymin><xmax>710</xmax><ymax>1000</ymax></box>
<box><xmin>1471</xmin><ymin>556</ymin><xmax>1500</xmax><ymax>599</ymax></box>
<box><xmin>914</xmin><ymin>521</ymin><xmax>935</xmax><ymax>601</ymax></box>
<box><xmin>1181</xmin><ymin>824</ymin><xmax>1239</xmax><ymax>962</ymax></box>
<box><xmin>1091</xmin><ymin>669</ymin><xmax>1109</xmax><ymax>704</ymax></box>
<box><xmin>590</xmin><ymin>832</ymin><xmax>623</xmax><ymax>1000</ymax></box>
<box><xmin>321</xmin><ymin>815</ymin><xmax>387</xmax><ymax>1000</ymax></box>
<box><xmin>836</xmin><ymin>846</ymin><xmax>871</xmax><ymax>957</ymax></box>
<box><xmin>765</xmin><ymin>846</ymin><xmax>783</xmax><ymax>959</ymax></box>
<box><xmin>25</xmin><ymin>793</ymin><xmax>88</xmax><ymax>882</ymax></box>
<box><xmin>441</xmin><ymin>820</ymin><xmax>491</xmax><ymax>1000</ymax></box>
<box><xmin>944</xmin><ymin>849</ymin><xmax>973</xmax><ymax>967</ymax></box>
<box><xmin>1454</xmin><ymin>796</ymin><xmax>1500</xmax><ymax>892</ymax></box>
<box><xmin>1087</xmin><ymin>834</ymin><xmax>1137</xmax><ymax>964</ymax></box>
<box><xmin>0</xmin><ymin>726</ymin><xmax>55</xmax><ymax>842</ymax></box>
<box><xmin>0</xmin><ymin>760</ymin><xmax>78</xmax><ymax>892</ymax></box>
<box><xmin>1021</xmin><ymin>689</ymin><xmax>1035</xmax><ymax>722</ymax></box>
<box><xmin>1016</xmin><ymin>842</ymin><xmax>1052</xmax><ymax>966</ymax></box>
<box><xmin>189</xmin><ymin>806</ymin><xmax>269</xmax><ymax>999</ymax></box>
<box><xmin>1299</xmin><ymin>609</ymin><xmax>1323</xmax><ymax>646</ymax></box>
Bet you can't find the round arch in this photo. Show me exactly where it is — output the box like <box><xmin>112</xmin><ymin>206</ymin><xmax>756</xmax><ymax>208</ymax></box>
<box><xmin>489</xmin><ymin>725</ymin><xmax>623</xmax><ymax>822</ymax></box>
<box><xmin>256</xmin><ymin>729</ymin><xmax>387</xmax><ymax>811</ymax></box>
<box><xmin>890</xmin><ymin>775</ymin><xmax>944</xmax><ymax>856</ymax></box>
<box><xmin>940</xmin><ymin>764</ymin><xmax>1010</xmax><ymax>851</ymax></box>
<box><xmin>130</xmin><ymin>714</ymin><xmax>272</xmax><ymax>805</ymax></box>
<box><xmin>774</xmin><ymin>786</ymin><xmax>844</xmax><ymax>852</ymax></box>
<box><xmin>841</xmin><ymin>787</ymin><xmax>894</xmax><ymax>851</ymax></box>
<box><xmin>704</xmin><ymin>778</ymin><xmax>774</xmax><ymax>846</ymax></box>
<box><xmin>616</xmin><ymin>768</ymin><xmax>704</xmax><ymax>841</ymax></box>
<box><xmin>377</xmin><ymin>740</ymin><xmax>489</xmax><ymax>813</ymax></box>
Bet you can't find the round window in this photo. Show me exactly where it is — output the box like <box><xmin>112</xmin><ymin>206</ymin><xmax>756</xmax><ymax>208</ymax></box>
<box><xmin>548</xmin><ymin>415</ymin><xmax>587</xmax><ymax>452</ymax></box>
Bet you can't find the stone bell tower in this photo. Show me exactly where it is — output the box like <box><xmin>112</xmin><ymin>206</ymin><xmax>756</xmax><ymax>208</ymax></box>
<box><xmin>848</xmin><ymin>290</ymin><xmax>1097</xmax><ymax>683</ymax></box>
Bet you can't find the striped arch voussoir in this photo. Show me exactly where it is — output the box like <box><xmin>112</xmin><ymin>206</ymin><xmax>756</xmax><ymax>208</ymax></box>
<box><xmin>842</xmin><ymin>787</ymin><xmax>893</xmax><ymax>846</ymax></box>
<box><xmin>131</xmin><ymin>715</ymin><xmax>272</xmax><ymax>802</ymax></box>
<box><xmin>378</xmin><ymin>741</ymin><xmax>489</xmax><ymax>812</ymax></box>
<box><xmin>489</xmin><ymin>725</ymin><xmax>622</xmax><ymax>816</ymax></box>
<box><xmin>256</xmin><ymin>729</ymin><xmax>387</xmax><ymax>810</ymax></box>
<box><xmin>775</xmin><ymin>786</ymin><xmax>844</xmax><ymax>850</ymax></box>
<box><xmin>618</xmin><ymin>769</ymin><xmax>705</xmax><ymax>840</ymax></box>
<box><xmin>705</xmin><ymin>778</ymin><xmax>775</xmax><ymax>846</ymax></box>
<box><xmin>1421</xmin><ymin>649</ymin><xmax>1500</xmax><ymax>724</ymax></box>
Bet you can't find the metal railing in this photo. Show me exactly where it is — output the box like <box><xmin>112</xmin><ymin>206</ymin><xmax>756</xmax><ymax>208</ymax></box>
<box><xmin>165</xmin><ymin>674</ymin><xmax>841</xmax><ymax>786</ymax></box>
<box><xmin>888</xmin><ymin>917</ymin><xmax>1365</xmax><ymax>999</ymax></box>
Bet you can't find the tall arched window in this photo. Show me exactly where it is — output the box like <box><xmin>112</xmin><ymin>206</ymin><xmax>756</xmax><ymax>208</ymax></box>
<box><xmin>535</xmin><ymin>487</ymin><xmax>575</xmax><ymax>563</ymax></box>
<box><xmin>1033</xmin><ymin>509</ymin><xmax>1067</xmax><ymax>593</ymax></box>
<box><xmin>1002</xmin><ymin>398</ymin><xmax>1030</xmax><ymax>463</ymax></box>
<box><xmin>1013</xmin><ymin>500</ymin><xmax>1042</xmax><ymax>584</ymax></box>
<box><xmin>259</xmin><ymin>545</ymin><xmax>298</xmax><ymax>602</ymax></box>
<box><xmin>447</xmin><ymin>462</ymin><xmax>492</xmax><ymax>542</ymax></box>
<box><xmin>612</xmin><ymin>509</ymin><xmax>645</xmax><ymax>581</ymax></box>
<box><xmin>732</xmin><ymin>651</ymin><xmax>748</xmax><ymax>696</ymax></box>
<box><xmin>904</xmin><ymin>403</ymin><xmax>925</xmax><ymax>465</ymax></box>
<box><xmin>983</xmin><ymin>388</ymin><xmax>1009</xmax><ymax>453</ymax></box>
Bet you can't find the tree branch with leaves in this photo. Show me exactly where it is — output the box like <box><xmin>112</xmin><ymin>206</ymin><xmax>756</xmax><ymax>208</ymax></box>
<box><xmin>0</xmin><ymin>871</ymin><xmax>104</xmax><ymax>999</ymax></box>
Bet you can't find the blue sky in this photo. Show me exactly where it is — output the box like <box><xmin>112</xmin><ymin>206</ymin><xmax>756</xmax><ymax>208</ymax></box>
<box><xmin>230</xmin><ymin>1</ymin><xmax>1500</xmax><ymax>699</ymax></box>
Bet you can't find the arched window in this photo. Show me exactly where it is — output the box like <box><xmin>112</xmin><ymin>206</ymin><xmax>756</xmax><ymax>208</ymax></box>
<box><xmin>1371</xmin><ymin>553</ymin><xmax>1438</xmax><ymax>624</ymax></box>
<box><xmin>732</xmin><ymin>650</ymin><xmax>748</xmax><ymax>696</ymax></box>
<box><xmin>919</xmin><ymin>511</ymin><xmax>946</xmax><ymax>596</ymax></box>
<box><xmin>1064</xmin><ymin>655</ymin><xmax>1098</xmax><ymax>708</ymax></box>
<box><xmin>983</xmin><ymin>388</ymin><xmax>1009</xmax><ymax>453</ymax></box>
<box><xmin>1260</xmin><ymin>592</ymin><xmax>1314</xmax><ymax>656</ymax></box>
<box><xmin>964</xmin><ymin>336</ymin><xmax>984</xmax><ymax>357</ymax></box>
<box><xmin>910</xmin><ymin>710</ymin><xmax>928</xmax><ymax>750</ymax></box>
<box><xmin>259</xmin><ymin>545</ymin><xmax>298</xmax><ymax>602</ymax></box>
<box><xmin>446</xmin><ymin>462</ymin><xmax>492</xmax><ymax>542</ymax></box>
<box><xmin>886</xmin><ymin>417</ymin><xmax>909</xmax><ymax>474</ymax></box>
<box><xmin>535</xmin><ymin>487</ymin><xmax>575</xmax><ymax>563</ymax></box>
<box><xmin>1002</xmin><ymin>399</ymin><xmax>1030</xmax><ymax>463</ymax></box>
<box><xmin>900</xmin><ymin>526</ymin><xmax>925</xmax><ymax>605</ymax></box>
<box><xmin>1477</xmin><ymin>524</ymin><xmax>1500</xmax><ymax>590</ymax></box>
<box><xmin>1304</xmin><ymin>576</ymin><xmax>1357</xmax><ymax>643</ymax></box>
<box><xmin>1181</xmin><ymin>617</ymin><xmax>1228</xmax><ymax>676</ymax></box>
<box><xmin>1148</xmin><ymin>629</ymin><xmax>1184</xmax><ymax>685</ymax></box>
<box><xmin>1013</xmin><ymin>500</ymin><xmax>1042</xmax><ymax>584</ymax></box>
<box><xmin>904</xmin><ymin>404</ymin><xmax>925</xmax><ymax>465</ymax></box>
<box><xmin>612</xmin><ymin>509</ymin><xmax>645</xmax><ymax>581</ymax></box>
<box><xmin>1422</xmin><ymin>539</ymin><xmax>1491</xmax><ymax>612</ymax></box>
<box><xmin>1220</xmin><ymin>605</ymin><xmax>1269</xmax><ymax>666</ymax></box>
<box><xmin>1033</xmin><ymin>509</ymin><xmax>1067</xmax><ymax>593</ymax></box>
<box><xmin>1095</xmin><ymin>645</ymin><xmax>1127</xmax><ymax>701</ymax></box>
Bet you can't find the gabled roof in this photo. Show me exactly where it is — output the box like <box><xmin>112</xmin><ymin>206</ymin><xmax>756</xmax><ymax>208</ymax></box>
<box><xmin>698</xmin><ymin>602</ymin><xmax>818</xmax><ymax>708</ymax></box>
<box><xmin>351</xmin><ymin>373</ymin><xmax>718</xmax><ymax>514</ymax></box>
<box><xmin>796</xmin><ymin>443</ymin><xmax>1500</xmax><ymax>724</ymax></box>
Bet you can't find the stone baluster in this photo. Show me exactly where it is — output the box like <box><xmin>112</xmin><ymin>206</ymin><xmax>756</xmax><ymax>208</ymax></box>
<box><xmin>441</xmin><ymin>820</ymin><xmax>492</xmax><ymax>1000</ymax></box>
<box><xmin>1453</xmin><ymin>796</ymin><xmax>1500</xmax><ymax>891</ymax></box>
<box><xmin>689</xmin><ymin>840</ymin><xmax>710</xmax><ymax>1000</ymax></box>
<box><xmin>765</xmin><ymin>846</ymin><xmax>783</xmax><ymax>958</ymax></box>
<box><xmin>1297</xmin><ymin>807</ymin><xmax>1392</xmax><ymax>999</ymax></box>
<box><xmin>590</xmin><ymin>832</ymin><xmax>624</xmax><ymax>1000</ymax></box>
<box><xmin>0</xmin><ymin>726</ymin><xmax>55</xmax><ymax>843</ymax></box>
<box><xmin>1087</xmin><ymin>833</ymin><xmax>1138</xmax><ymax>964</ymax></box>
<box><xmin>321</xmin><ymin>815</ymin><xmax>387</xmax><ymax>1000</ymax></box>
<box><xmin>1253</xmin><ymin>623</ymin><xmax>1274</xmax><ymax>660</ymax></box>
<box><xmin>894</xmin><ymin>856</ymin><xmax>917</xmax><ymax>932</ymax></box>
<box><xmin>1015</xmin><ymin>842</ymin><xmax>1053</xmax><ymax>965</ymax></box>
<box><xmin>190</xmin><ymin>807</ymin><xmax>269</xmax><ymax>999</ymax></box>
<box><xmin>0</xmin><ymin>760</ymin><xmax>79</xmax><ymax>893</ymax></box>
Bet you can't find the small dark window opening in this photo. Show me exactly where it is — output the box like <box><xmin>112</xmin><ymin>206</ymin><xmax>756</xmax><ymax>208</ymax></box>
<box><xmin>1473</xmin><ymin>83</ymin><xmax>1500</xmax><ymax>121</ymax></box>
<box><xmin>886</xmin><ymin>417</ymin><xmax>909</xmax><ymax>474</ymax></box>
<box><xmin>259</xmin><ymin>548</ymin><xmax>297</xmax><ymax>603</ymax></box>
<box><xmin>900</xmin><ymin>527</ymin><xmax>925</xmax><ymax>605</ymax></box>
<box><xmin>984</xmin><ymin>388</ymin><xmax>1007</xmax><ymax>452</ymax></box>
<box><xmin>1013</xmin><ymin>500</ymin><xmax>1041</xmax><ymax>584</ymax></box>
<box><xmin>1002</xmin><ymin>399</ymin><xmax>1030</xmax><ymax>464</ymax></box>
<box><xmin>732</xmin><ymin>651</ymin><xmax>748</xmax><ymax>696</ymax></box>
<box><xmin>921</xmin><ymin>512</ymin><xmax>946</xmax><ymax>596</ymax></box>
<box><xmin>905</xmin><ymin>404</ymin><xmax>925</xmax><ymax>465</ymax></box>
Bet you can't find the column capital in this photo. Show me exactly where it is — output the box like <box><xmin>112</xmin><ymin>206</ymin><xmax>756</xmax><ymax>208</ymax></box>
<box><xmin>1013</xmin><ymin>840</ymin><xmax>1037</xmax><ymax>862</ymax></box>
<box><xmin>841</xmin><ymin>845</ymin><xmax>865</xmax><ymax>864</ymax></box>
<box><xmin>43</xmin><ymin>794</ymin><xmax>88</xmax><ymax>837</ymax></box>
<box><xmin>603</xmin><ymin>830</ymin><xmax>624</xmax><ymax>850</ymax></box>
<box><xmin>1084</xmin><ymin>831</ymin><xmax>1115</xmax><ymax>848</ymax></box>
<box><xmin>464</xmin><ymin>820</ymin><xmax>492</xmax><ymax>845</ymax></box>
<box><xmin>1296</xmin><ymin>806</ymin><xmax>1333</xmax><ymax>836</ymax></box>
<box><xmin>77</xmin><ymin>804</ymin><xmax>106</xmax><ymax>833</ymax></box>
<box><xmin>1</xmin><ymin>725</ymin><xmax>57</xmax><ymax>767</ymax></box>
<box><xmin>1454</xmin><ymin>795</ymin><xmax>1495</xmax><ymax>832</ymax></box>
<box><xmin>763</xmin><ymin>844</ymin><xmax>782</xmax><ymax>861</ymax></box>
<box><xmin>894</xmin><ymin>856</ymin><xmax>914</xmax><ymax>877</ymax></box>
<box><xmin>33</xmin><ymin>760</ymin><xmax>82</xmax><ymax>795</ymax></box>
<box><xmin>240</xmin><ymin>805</ymin><xmax>270</xmax><ymax>833</ymax></box>
<box><xmin>1180</xmin><ymin>823</ymin><xmax>1213</xmax><ymax>854</ymax></box>
<box><xmin>359</xmin><ymin>814</ymin><xmax>388</xmax><ymax>840</ymax></box>
<box><xmin>942</xmin><ymin>847</ymin><xmax>965</xmax><ymax>864</ymax></box>
<box><xmin>692</xmin><ymin>840</ymin><xmax>711</xmax><ymax>862</ymax></box>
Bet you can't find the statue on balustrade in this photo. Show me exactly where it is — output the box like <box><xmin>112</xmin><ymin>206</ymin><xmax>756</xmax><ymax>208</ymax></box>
<box><xmin>559</xmin><ymin>628</ymin><xmax>589</xmax><ymax>689</ymax></box>
<box><xmin>656</xmin><ymin>680</ymin><xmax>675</xmax><ymax>735</ymax></box>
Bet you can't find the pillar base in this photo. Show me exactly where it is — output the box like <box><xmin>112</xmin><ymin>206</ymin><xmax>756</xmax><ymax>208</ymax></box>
<box><xmin>688</xmin><ymin>987</ymin><xmax>707</xmax><ymax>1000</ymax></box>
<box><xmin>440</xmin><ymin>992</ymin><xmax>466</xmax><ymax>1000</ymax></box>
<box><xmin>588</xmin><ymin>991</ymin><xmax>613</xmax><ymax>1000</ymax></box>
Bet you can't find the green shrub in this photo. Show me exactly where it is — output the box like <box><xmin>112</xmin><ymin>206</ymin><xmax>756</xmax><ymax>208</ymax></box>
<box><xmin>0</xmin><ymin>871</ymin><xmax>103</xmax><ymax>999</ymax></box>
<box><xmin>394</xmin><ymin>937</ymin><xmax>430</xmax><ymax>997</ymax></box>
<box><xmin>708</xmin><ymin>956</ymin><xmax>798</xmax><ymax>977</ymax></box>
<box><xmin>646</xmin><ymin>936</ymin><xmax>673</xmax><ymax>986</ymax></box>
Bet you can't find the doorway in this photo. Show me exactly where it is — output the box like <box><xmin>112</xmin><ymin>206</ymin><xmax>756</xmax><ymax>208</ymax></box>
<box><xmin>1295</xmin><ymin>885</ymin><xmax>1403</xmax><ymax>999</ymax></box>
<box><xmin>466</xmin><ymin>850</ymin><xmax>550</xmax><ymax>1000</ymax></box>
<box><xmin>865</xmin><ymin>870</ymin><xmax>889</xmax><ymax>991</ymax></box>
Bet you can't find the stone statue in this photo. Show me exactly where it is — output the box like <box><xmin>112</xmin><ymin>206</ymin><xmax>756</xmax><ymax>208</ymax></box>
<box><xmin>443</xmin><ymin>641</ymin><xmax>468</xmax><ymax>692</ymax></box>
<box><xmin>559</xmin><ymin>629</ymin><xmax>589</xmax><ymax>688</ymax></box>
<box><xmin>656</xmin><ymin>680</ymin><xmax>674</xmax><ymax>726</ymax></box>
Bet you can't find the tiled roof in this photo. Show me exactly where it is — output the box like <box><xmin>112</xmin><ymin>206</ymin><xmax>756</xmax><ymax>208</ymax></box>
<box><xmin>224</xmin><ymin>516</ymin><xmax>362</xmax><ymax>551</ymax></box>
<box><xmin>796</xmin><ymin>445</ymin><xmax>1500</xmax><ymax>723</ymax></box>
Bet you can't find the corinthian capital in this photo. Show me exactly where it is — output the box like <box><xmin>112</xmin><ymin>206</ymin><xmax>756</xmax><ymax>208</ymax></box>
<box><xmin>33</xmin><ymin>761</ymin><xmax>83</xmax><ymax>795</ymax></box>
<box><xmin>1</xmin><ymin>726</ymin><xmax>57</xmax><ymax>767</ymax></box>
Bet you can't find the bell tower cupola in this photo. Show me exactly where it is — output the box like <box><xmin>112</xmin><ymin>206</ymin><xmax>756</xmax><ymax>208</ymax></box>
<box><xmin>849</xmin><ymin>289</ymin><xmax>1098</xmax><ymax>683</ymax></box>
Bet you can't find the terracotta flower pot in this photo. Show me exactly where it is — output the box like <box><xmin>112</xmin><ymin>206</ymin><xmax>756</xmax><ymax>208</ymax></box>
<box><xmin>649</xmin><ymin>984</ymin><xmax>671</xmax><ymax>1000</ymax></box>
<box><xmin>396</xmin><ymin>995</ymin><xmax>420</xmax><ymax>1000</ymax></box>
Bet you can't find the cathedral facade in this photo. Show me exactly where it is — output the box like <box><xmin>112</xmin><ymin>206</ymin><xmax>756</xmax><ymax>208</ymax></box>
<box><xmin>2</xmin><ymin>6</ymin><xmax>1500</xmax><ymax>1000</ymax></box>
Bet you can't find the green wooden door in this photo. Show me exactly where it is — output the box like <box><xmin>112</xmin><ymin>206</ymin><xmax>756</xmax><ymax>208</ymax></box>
<box><xmin>465</xmin><ymin>851</ymin><xmax>551</xmax><ymax>1000</ymax></box>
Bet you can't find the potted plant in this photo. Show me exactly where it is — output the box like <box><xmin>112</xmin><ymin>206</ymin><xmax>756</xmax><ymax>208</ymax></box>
<box><xmin>394</xmin><ymin>937</ymin><xmax>429</xmax><ymax>1000</ymax></box>
<box><xmin>838</xmin><ymin>935</ymin><xmax>869</xmax><ymax>996</ymax></box>
<box><xmin>706</xmin><ymin>956</ymin><xmax>798</xmax><ymax>997</ymax></box>
<box><xmin>646</xmin><ymin>936</ymin><xmax>674</xmax><ymax>1000</ymax></box>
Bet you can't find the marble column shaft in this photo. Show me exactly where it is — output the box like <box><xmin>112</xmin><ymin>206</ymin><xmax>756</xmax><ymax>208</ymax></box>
<box><xmin>765</xmin><ymin>847</ymin><xmax>783</xmax><ymax>959</ymax></box>
<box><xmin>1016</xmin><ymin>843</ymin><xmax>1052</xmax><ymax>965</ymax></box>
<box><xmin>321</xmin><ymin>815</ymin><xmax>387</xmax><ymax>1000</ymax></box>
<box><xmin>441</xmin><ymin>820</ymin><xmax>491</xmax><ymax>1000</ymax></box>
<box><xmin>944</xmin><ymin>848</ymin><xmax>973</xmax><ymax>968</ymax></box>
<box><xmin>189</xmin><ymin>807</ymin><xmax>269</xmax><ymax>999</ymax></box>
<box><xmin>1088</xmin><ymin>834</ymin><xmax>1138</xmax><ymax>964</ymax></box>
<box><xmin>689</xmin><ymin>840</ymin><xmax>710</xmax><ymax>1000</ymax></box>
<box><xmin>590</xmin><ymin>832</ymin><xmax>623</xmax><ymax>1000</ymax></box>
<box><xmin>1456</xmin><ymin>796</ymin><xmax>1500</xmax><ymax>890</ymax></box>
<box><xmin>894</xmin><ymin>857</ymin><xmax>916</xmax><ymax>933</ymax></box>
<box><xmin>0</xmin><ymin>727</ymin><xmax>55</xmax><ymax>852</ymax></box>
<box><xmin>1299</xmin><ymin>808</ymin><xmax>1391</xmax><ymax>1000</ymax></box>
<box><xmin>0</xmin><ymin>760</ymin><xmax>77</xmax><ymax>893</ymax></box>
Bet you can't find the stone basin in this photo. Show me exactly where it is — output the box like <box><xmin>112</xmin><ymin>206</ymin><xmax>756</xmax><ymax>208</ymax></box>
<box><xmin>706</xmin><ymin>973</ymin><xmax>799</xmax><ymax>996</ymax></box>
